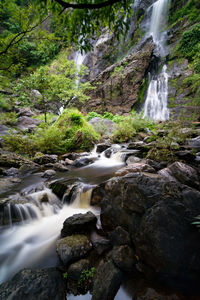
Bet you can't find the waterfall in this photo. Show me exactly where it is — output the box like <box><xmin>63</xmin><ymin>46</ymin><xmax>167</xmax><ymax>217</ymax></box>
<box><xmin>74</xmin><ymin>50</ymin><xmax>86</xmax><ymax>87</ymax></box>
<box><xmin>143</xmin><ymin>0</ymin><xmax>170</xmax><ymax>121</ymax></box>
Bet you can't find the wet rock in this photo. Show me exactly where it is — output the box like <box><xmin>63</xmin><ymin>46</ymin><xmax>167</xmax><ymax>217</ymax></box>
<box><xmin>56</xmin><ymin>235</ymin><xmax>92</xmax><ymax>265</ymax></box>
<box><xmin>31</xmin><ymin>89</ymin><xmax>42</xmax><ymax>99</ymax></box>
<box><xmin>127</xmin><ymin>141</ymin><xmax>147</xmax><ymax>151</ymax></box>
<box><xmin>61</xmin><ymin>153</ymin><xmax>80</xmax><ymax>161</ymax></box>
<box><xmin>168</xmin><ymin>162</ymin><xmax>199</xmax><ymax>190</ymax></box>
<box><xmin>188</xmin><ymin>136</ymin><xmax>200</xmax><ymax>151</ymax></box>
<box><xmin>108</xmin><ymin>226</ymin><xmax>131</xmax><ymax>246</ymax></box>
<box><xmin>96</xmin><ymin>142</ymin><xmax>112</xmax><ymax>153</ymax></box>
<box><xmin>33</xmin><ymin>154</ymin><xmax>58</xmax><ymax>165</ymax></box>
<box><xmin>90</xmin><ymin>232</ymin><xmax>111</xmax><ymax>255</ymax></box>
<box><xmin>61</xmin><ymin>212</ymin><xmax>97</xmax><ymax>238</ymax></box>
<box><xmin>72</xmin><ymin>157</ymin><xmax>96</xmax><ymax>168</ymax></box>
<box><xmin>67</xmin><ymin>259</ymin><xmax>90</xmax><ymax>281</ymax></box>
<box><xmin>146</xmin><ymin>159</ymin><xmax>167</xmax><ymax>171</ymax></box>
<box><xmin>53</xmin><ymin>163</ymin><xmax>69</xmax><ymax>172</ymax></box>
<box><xmin>90</xmin><ymin>185</ymin><xmax>105</xmax><ymax>206</ymax></box>
<box><xmin>115</xmin><ymin>163</ymin><xmax>155</xmax><ymax>176</ymax></box>
<box><xmin>0</xmin><ymin>153</ymin><xmax>33</xmax><ymax>168</ymax></box>
<box><xmin>110</xmin><ymin>245</ymin><xmax>136</xmax><ymax>272</ymax></box>
<box><xmin>16</xmin><ymin>116</ymin><xmax>41</xmax><ymax>132</ymax></box>
<box><xmin>126</xmin><ymin>156</ymin><xmax>144</xmax><ymax>165</ymax></box>
<box><xmin>41</xmin><ymin>169</ymin><xmax>56</xmax><ymax>178</ymax></box>
<box><xmin>2</xmin><ymin>167</ymin><xmax>19</xmax><ymax>176</ymax></box>
<box><xmin>0</xmin><ymin>268</ymin><xmax>65</xmax><ymax>300</ymax></box>
<box><xmin>0</xmin><ymin>178</ymin><xmax>21</xmax><ymax>196</ymax></box>
<box><xmin>158</xmin><ymin>168</ymin><xmax>178</xmax><ymax>182</ymax></box>
<box><xmin>64</xmin><ymin>158</ymin><xmax>73</xmax><ymax>166</ymax></box>
<box><xmin>19</xmin><ymin>163</ymin><xmax>40</xmax><ymax>176</ymax></box>
<box><xmin>49</xmin><ymin>178</ymin><xmax>75</xmax><ymax>199</ymax></box>
<box><xmin>175</xmin><ymin>150</ymin><xmax>196</xmax><ymax>162</ymax></box>
<box><xmin>92</xmin><ymin>259</ymin><xmax>122</xmax><ymax>300</ymax></box>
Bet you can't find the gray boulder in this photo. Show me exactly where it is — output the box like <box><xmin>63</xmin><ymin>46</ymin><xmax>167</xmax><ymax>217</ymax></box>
<box><xmin>56</xmin><ymin>235</ymin><xmax>92</xmax><ymax>265</ymax></box>
<box><xmin>0</xmin><ymin>268</ymin><xmax>65</xmax><ymax>300</ymax></box>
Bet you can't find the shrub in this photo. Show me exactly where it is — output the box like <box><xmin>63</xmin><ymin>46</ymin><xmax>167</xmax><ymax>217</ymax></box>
<box><xmin>0</xmin><ymin>112</ymin><xmax>18</xmax><ymax>126</ymax></box>
<box><xmin>178</xmin><ymin>24</ymin><xmax>200</xmax><ymax>60</ymax></box>
<box><xmin>2</xmin><ymin>133</ymin><xmax>37</xmax><ymax>156</ymax></box>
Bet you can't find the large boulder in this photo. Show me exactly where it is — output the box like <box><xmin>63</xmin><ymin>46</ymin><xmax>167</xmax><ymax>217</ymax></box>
<box><xmin>33</xmin><ymin>154</ymin><xmax>58</xmax><ymax>165</ymax></box>
<box><xmin>91</xmin><ymin>259</ymin><xmax>122</xmax><ymax>300</ymax></box>
<box><xmin>61</xmin><ymin>212</ymin><xmax>97</xmax><ymax>238</ymax></box>
<box><xmin>0</xmin><ymin>268</ymin><xmax>65</xmax><ymax>300</ymax></box>
<box><xmin>98</xmin><ymin>172</ymin><xmax>200</xmax><ymax>288</ymax></box>
<box><xmin>56</xmin><ymin>235</ymin><xmax>92</xmax><ymax>265</ymax></box>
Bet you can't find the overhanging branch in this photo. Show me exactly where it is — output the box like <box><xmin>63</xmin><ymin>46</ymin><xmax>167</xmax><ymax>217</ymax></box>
<box><xmin>54</xmin><ymin>0</ymin><xmax>122</xmax><ymax>9</ymax></box>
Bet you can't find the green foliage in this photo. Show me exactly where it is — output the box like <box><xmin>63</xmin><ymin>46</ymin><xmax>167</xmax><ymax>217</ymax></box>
<box><xmin>85</xmin><ymin>111</ymin><xmax>124</xmax><ymax>124</ymax></box>
<box><xmin>13</xmin><ymin>52</ymin><xmax>92</xmax><ymax>112</ymax></box>
<box><xmin>78</xmin><ymin>267</ymin><xmax>95</xmax><ymax>293</ymax></box>
<box><xmin>146</xmin><ymin>122</ymin><xmax>195</xmax><ymax>162</ymax></box>
<box><xmin>178</xmin><ymin>24</ymin><xmax>200</xmax><ymax>61</ymax></box>
<box><xmin>63</xmin><ymin>272</ymin><xmax>68</xmax><ymax>279</ymax></box>
<box><xmin>112</xmin><ymin>112</ymin><xmax>155</xmax><ymax>142</ymax></box>
<box><xmin>169</xmin><ymin>0</ymin><xmax>200</xmax><ymax>25</ymax></box>
<box><xmin>0</xmin><ymin>94</ymin><xmax>12</xmax><ymax>111</ymax></box>
<box><xmin>0</xmin><ymin>111</ymin><xmax>18</xmax><ymax>126</ymax></box>
<box><xmin>33</xmin><ymin>113</ymin><xmax>57</xmax><ymax>124</ymax></box>
<box><xmin>35</xmin><ymin>0</ymin><xmax>133</xmax><ymax>52</ymax></box>
<box><xmin>2</xmin><ymin>132</ymin><xmax>37</xmax><ymax>156</ymax></box>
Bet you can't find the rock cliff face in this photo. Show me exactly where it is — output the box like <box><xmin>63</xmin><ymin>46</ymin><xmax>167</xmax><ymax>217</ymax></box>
<box><xmin>78</xmin><ymin>0</ymin><xmax>199</xmax><ymax>120</ymax></box>
<box><xmin>82</xmin><ymin>38</ymin><xmax>154</xmax><ymax>115</ymax></box>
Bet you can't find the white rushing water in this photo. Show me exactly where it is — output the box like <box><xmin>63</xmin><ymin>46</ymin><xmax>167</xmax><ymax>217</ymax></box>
<box><xmin>0</xmin><ymin>146</ymin><xmax>126</xmax><ymax>284</ymax></box>
<box><xmin>143</xmin><ymin>0</ymin><xmax>170</xmax><ymax>121</ymax></box>
<box><xmin>0</xmin><ymin>190</ymin><xmax>98</xmax><ymax>284</ymax></box>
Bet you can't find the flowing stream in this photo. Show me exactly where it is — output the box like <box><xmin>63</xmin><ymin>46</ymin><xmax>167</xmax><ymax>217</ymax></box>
<box><xmin>0</xmin><ymin>146</ymin><xmax>126</xmax><ymax>285</ymax></box>
<box><xmin>143</xmin><ymin>0</ymin><xmax>170</xmax><ymax>121</ymax></box>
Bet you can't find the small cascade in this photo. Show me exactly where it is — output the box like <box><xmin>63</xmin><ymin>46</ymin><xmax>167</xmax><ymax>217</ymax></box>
<box><xmin>143</xmin><ymin>0</ymin><xmax>170</xmax><ymax>121</ymax></box>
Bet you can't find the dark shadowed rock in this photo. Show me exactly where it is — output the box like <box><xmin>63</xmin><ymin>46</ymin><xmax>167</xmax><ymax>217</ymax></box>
<box><xmin>53</xmin><ymin>163</ymin><xmax>69</xmax><ymax>172</ymax></box>
<box><xmin>188</xmin><ymin>136</ymin><xmax>200</xmax><ymax>151</ymax></box>
<box><xmin>0</xmin><ymin>268</ymin><xmax>65</xmax><ymax>300</ymax></box>
<box><xmin>90</xmin><ymin>231</ymin><xmax>111</xmax><ymax>255</ymax></box>
<box><xmin>49</xmin><ymin>178</ymin><xmax>76</xmax><ymax>199</ymax></box>
<box><xmin>56</xmin><ymin>235</ymin><xmax>92</xmax><ymax>265</ymax></box>
<box><xmin>91</xmin><ymin>259</ymin><xmax>122</xmax><ymax>300</ymax></box>
<box><xmin>108</xmin><ymin>226</ymin><xmax>131</xmax><ymax>246</ymax></box>
<box><xmin>110</xmin><ymin>245</ymin><xmax>136</xmax><ymax>272</ymax></box>
<box><xmin>96</xmin><ymin>142</ymin><xmax>112</xmax><ymax>153</ymax></box>
<box><xmin>61</xmin><ymin>212</ymin><xmax>97</xmax><ymax>238</ymax></box>
<box><xmin>72</xmin><ymin>157</ymin><xmax>96</xmax><ymax>168</ymax></box>
<box><xmin>33</xmin><ymin>154</ymin><xmax>58</xmax><ymax>165</ymax></box>
<box><xmin>98</xmin><ymin>172</ymin><xmax>200</xmax><ymax>288</ymax></box>
<box><xmin>67</xmin><ymin>259</ymin><xmax>90</xmax><ymax>281</ymax></box>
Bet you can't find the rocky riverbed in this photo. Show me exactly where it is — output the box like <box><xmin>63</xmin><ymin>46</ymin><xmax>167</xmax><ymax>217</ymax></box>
<box><xmin>0</xmin><ymin>124</ymin><xmax>200</xmax><ymax>299</ymax></box>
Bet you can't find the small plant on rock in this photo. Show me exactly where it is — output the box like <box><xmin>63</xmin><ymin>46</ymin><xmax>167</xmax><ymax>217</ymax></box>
<box><xmin>77</xmin><ymin>267</ymin><xmax>95</xmax><ymax>294</ymax></box>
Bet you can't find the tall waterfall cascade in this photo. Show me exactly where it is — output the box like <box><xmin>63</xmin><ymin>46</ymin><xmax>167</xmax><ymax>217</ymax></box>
<box><xmin>143</xmin><ymin>0</ymin><xmax>170</xmax><ymax>121</ymax></box>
